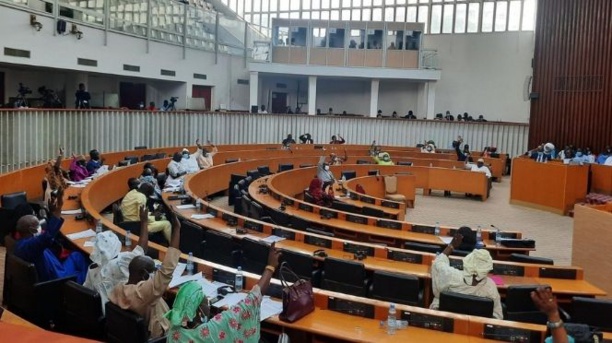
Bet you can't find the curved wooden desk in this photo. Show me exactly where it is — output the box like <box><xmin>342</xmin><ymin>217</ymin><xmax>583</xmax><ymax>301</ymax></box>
<box><xmin>345</xmin><ymin>175</ymin><xmax>415</xmax><ymax>209</ymax></box>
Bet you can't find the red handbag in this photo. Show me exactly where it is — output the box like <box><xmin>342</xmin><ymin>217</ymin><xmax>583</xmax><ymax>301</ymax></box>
<box><xmin>278</xmin><ymin>262</ymin><xmax>315</xmax><ymax>323</ymax></box>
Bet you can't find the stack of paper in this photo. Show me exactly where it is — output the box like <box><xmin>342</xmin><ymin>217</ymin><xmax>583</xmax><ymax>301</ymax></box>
<box><xmin>261</xmin><ymin>235</ymin><xmax>286</xmax><ymax>244</ymax></box>
<box><xmin>176</xmin><ymin>204</ymin><xmax>196</xmax><ymax>210</ymax></box>
<box><xmin>191</xmin><ymin>213</ymin><xmax>214</xmax><ymax>220</ymax></box>
<box><xmin>169</xmin><ymin>271</ymin><xmax>203</xmax><ymax>289</ymax></box>
<box><xmin>260</xmin><ymin>297</ymin><xmax>283</xmax><ymax>321</ymax></box>
<box><xmin>65</xmin><ymin>229</ymin><xmax>96</xmax><ymax>240</ymax></box>
<box><xmin>61</xmin><ymin>209</ymin><xmax>83</xmax><ymax>215</ymax></box>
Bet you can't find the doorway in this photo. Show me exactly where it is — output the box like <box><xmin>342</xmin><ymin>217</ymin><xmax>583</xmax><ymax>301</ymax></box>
<box><xmin>271</xmin><ymin>92</ymin><xmax>287</xmax><ymax>114</ymax></box>
<box><xmin>192</xmin><ymin>85</ymin><xmax>212</xmax><ymax>111</ymax></box>
<box><xmin>119</xmin><ymin>82</ymin><xmax>146</xmax><ymax>109</ymax></box>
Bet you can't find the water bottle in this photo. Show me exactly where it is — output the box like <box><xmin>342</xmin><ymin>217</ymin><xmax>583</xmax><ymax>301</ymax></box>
<box><xmin>434</xmin><ymin>222</ymin><xmax>440</xmax><ymax>236</ymax></box>
<box><xmin>235</xmin><ymin>266</ymin><xmax>243</xmax><ymax>292</ymax></box>
<box><xmin>95</xmin><ymin>219</ymin><xmax>103</xmax><ymax>234</ymax></box>
<box><xmin>476</xmin><ymin>226</ymin><xmax>483</xmax><ymax>248</ymax></box>
<box><xmin>125</xmin><ymin>230</ymin><xmax>132</xmax><ymax>248</ymax></box>
<box><xmin>387</xmin><ymin>303</ymin><xmax>397</xmax><ymax>335</ymax></box>
<box><xmin>495</xmin><ymin>226</ymin><xmax>502</xmax><ymax>247</ymax></box>
<box><xmin>186</xmin><ymin>252</ymin><xmax>194</xmax><ymax>275</ymax></box>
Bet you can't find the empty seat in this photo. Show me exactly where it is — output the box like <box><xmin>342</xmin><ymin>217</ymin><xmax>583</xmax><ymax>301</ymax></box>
<box><xmin>278</xmin><ymin>163</ymin><xmax>294</xmax><ymax>172</ymax></box>
<box><xmin>304</xmin><ymin>191</ymin><xmax>315</xmax><ymax>204</ymax></box>
<box><xmin>383</xmin><ymin>175</ymin><xmax>407</xmax><ymax>205</ymax></box>
<box><xmin>249</xmin><ymin>201</ymin><xmax>265</xmax><ymax>220</ymax></box>
<box><xmin>340</xmin><ymin>170</ymin><xmax>357</xmax><ymax>180</ymax></box>
<box><xmin>356</xmin><ymin>159</ymin><xmax>371</xmax><ymax>164</ymax></box>
<box><xmin>361</xmin><ymin>206</ymin><xmax>385</xmax><ymax>218</ymax></box>
<box><xmin>179</xmin><ymin>220</ymin><xmax>205</xmax><ymax>258</ymax></box>
<box><xmin>369</xmin><ymin>270</ymin><xmax>422</xmax><ymax>306</ymax></box>
<box><xmin>571</xmin><ymin>297</ymin><xmax>612</xmax><ymax>331</ymax></box>
<box><xmin>60</xmin><ymin>281</ymin><xmax>105</xmax><ymax>339</ymax></box>
<box><xmin>439</xmin><ymin>291</ymin><xmax>494</xmax><ymax>318</ymax></box>
<box><xmin>367</xmin><ymin>170</ymin><xmax>379</xmax><ymax>176</ymax></box>
<box><xmin>321</xmin><ymin>257</ymin><xmax>369</xmax><ymax>297</ymax></box>
<box><xmin>154</xmin><ymin>152</ymin><xmax>167</xmax><ymax>159</ymax></box>
<box><xmin>117</xmin><ymin>160</ymin><xmax>130</xmax><ymax>167</ymax></box>
<box><xmin>405</xmin><ymin>241</ymin><xmax>442</xmax><ymax>254</ymax></box>
<box><xmin>247</xmin><ymin>169</ymin><xmax>260</xmax><ymax>179</ymax></box>
<box><xmin>509</xmin><ymin>253</ymin><xmax>554</xmax><ymax>265</ymax></box>
<box><xmin>299</xmin><ymin>164</ymin><xmax>314</xmax><ymax>168</ymax></box>
<box><xmin>261</xmin><ymin>208</ymin><xmax>292</xmax><ymax>227</ymax></box>
<box><xmin>504</xmin><ymin>285</ymin><xmax>549</xmax><ymax>324</ymax></box>
<box><xmin>257</xmin><ymin>165</ymin><xmax>271</xmax><ymax>176</ymax></box>
<box><xmin>280</xmin><ymin>250</ymin><xmax>321</xmax><ymax>287</ymax></box>
<box><xmin>1</xmin><ymin>191</ymin><xmax>27</xmax><ymax>210</ymax></box>
<box><xmin>397</xmin><ymin>161</ymin><xmax>413</xmax><ymax>166</ymax></box>
<box><xmin>105</xmin><ymin>302</ymin><xmax>149</xmax><ymax>343</ymax></box>
<box><xmin>225</xmin><ymin>158</ymin><xmax>239</xmax><ymax>163</ymax></box>
<box><xmin>201</xmin><ymin>230</ymin><xmax>241</xmax><ymax>267</ymax></box>
<box><xmin>140</xmin><ymin>154</ymin><xmax>155</xmax><ymax>161</ymax></box>
<box><xmin>124</xmin><ymin>156</ymin><xmax>139</xmax><ymax>164</ymax></box>
<box><xmin>240</xmin><ymin>238</ymin><xmax>269</xmax><ymax>274</ymax></box>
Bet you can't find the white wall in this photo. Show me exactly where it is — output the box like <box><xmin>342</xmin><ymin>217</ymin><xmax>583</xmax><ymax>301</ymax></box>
<box><xmin>316</xmin><ymin>78</ymin><xmax>371</xmax><ymax>115</ymax></box>
<box><xmin>423</xmin><ymin>31</ymin><xmax>535</xmax><ymax>123</ymax></box>
<box><xmin>378</xmin><ymin>80</ymin><xmax>420</xmax><ymax>116</ymax></box>
<box><xmin>0</xmin><ymin>5</ymin><xmax>250</xmax><ymax>110</ymax></box>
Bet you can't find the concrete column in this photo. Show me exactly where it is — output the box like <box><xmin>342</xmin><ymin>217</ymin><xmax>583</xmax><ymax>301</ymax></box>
<box><xmin>369</xmin><ymin>79</ymin><xmax>380</xmax><ymax>117</ymax></box>
<box><xmin>308</xmin><ymin>76</ymin><xmax>317</xmax><ymax>115</ymax></box>
<box><xmin>249</xmin><ymin>71</ymin><xmax>259</xmax><ymax>112</ymax></box>
<box><xmin>426</xmin><ymin>81</ymin><xmax>436</xmax><ymax>120</ymax></box>
<box><xmin>416</xmin><ymin>82</ymin><xmax>427</xmax><ymax>120</ymax></box>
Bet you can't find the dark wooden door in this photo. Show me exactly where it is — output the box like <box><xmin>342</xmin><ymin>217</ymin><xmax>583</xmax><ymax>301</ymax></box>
<box><xmin>119</xmin><ymin>82</ymin><xmax>146</xmax><ymax>109</ymax></box>
<box><xmin>192</xmin><ymin>85</ymin><xmax>212</xmax><ymax>110</ymax></box>
<box><xmin>271</xmin><ymin>92</ymin><xmax>287</xmax><ymax>114</ymax></box>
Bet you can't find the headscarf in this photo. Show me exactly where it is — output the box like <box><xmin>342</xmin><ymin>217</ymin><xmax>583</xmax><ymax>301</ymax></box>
<box><xmin>90</xmin><ymin>231</ymin><xmax>122</xmax><ymax>266</ymax></box>
<box><xmin>380</xmin><ymin>152</ymin><xmax>391</xmax><ymax>162</ymax></box>
<box><xmin>165</xmin><ymin>281</ymin><xmax>206</xmax><ymax>327</ymax></box>
<box><xmin>462</xmin><ymin>249</ymin><xmax>493</xmax><ymax>279</ymax></box>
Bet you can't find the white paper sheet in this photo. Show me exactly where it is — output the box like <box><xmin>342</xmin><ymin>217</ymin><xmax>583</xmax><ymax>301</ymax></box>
<box><xmin>65</xmin><ymin>229</ymin><xmax>96</xmax><ymax>240</ymax></box>
<box><xmin>83</xmin><ymin>241</ymin><xmax>95</xmax><ymax>247</ymax></box>
<box><xmin>191</xmin><ymin>214</ymin><xmax>214</xmax><ymax>220</ymax></box>
<box><xmin>199</xmin><ymin>279</ymin><xmax>220</xmax><ymax>298</ymax></box>
<box><xmin>213</xmin><ymin>292</ymin><xmax>247</xmax><ymax>308</ymax></box>
<box><xmin>176</xmin><ymin>204</ymin><xmax>196</xmax><ymax>210</ymax></box>
<box><xmin>70</xmin><ymin>184</ymin><xmax>87</xmax><ymax>188</ymax></box>
<box><xmin>260</xmin><ymin>297</ymin><xmax>283</xmax><ymax>322</ymax></box>
<box><xmin>220</xmin><ymin>228</ymin><xmax>237</xmax><ymax>235</ymax></box>
<box><xmin>439</xmin><ymin>236</ymin><xmax>453</xmax><ymax>244</ymax></box>
<box><xmin>173</xmin><ymin>263</ymin><xmax>187</xmax><ymax>278</ymax></box>
<box><xmin>169</xmin><ymin>271</ymin><xmax>203</xmax><ymax>289</ymax></box>
<box><xmin>61</xmin><ymin>208</ymin><xmax>84</xmax><ymax>215</ymax></box>
<box><xmin>261</xmin><ymin>235</ymin><xmax>286</xmax><ymax>244</ymax></box>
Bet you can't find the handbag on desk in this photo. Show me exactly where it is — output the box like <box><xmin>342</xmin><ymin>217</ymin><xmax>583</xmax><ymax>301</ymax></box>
<box><xmin>278</xmin><ymin>262</ymin><xmax>314</xmax><ymax>323</ymax></box>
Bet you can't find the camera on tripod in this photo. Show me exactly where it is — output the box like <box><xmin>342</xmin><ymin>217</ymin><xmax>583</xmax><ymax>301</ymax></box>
<box><xmin>18</xmin><ymin>83</ymin><xmax>32</xmax><ymax>96</ymax></box>
<box><xmin>170</xmin><ymin>96</ymin><xmax>178</xmax><ymax>103</ymax></box>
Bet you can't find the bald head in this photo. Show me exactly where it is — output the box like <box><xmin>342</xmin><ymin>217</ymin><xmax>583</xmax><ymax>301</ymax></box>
<box><xmin>16</xmin><ymin>215</ymin><xmax>40</xmax><ymax>238</ymax></box>
<box><xmin>127</xmin><ymin>255</ymin><xmax>156</xmax><ymax>284</ymax></box>
<box><xmin>138</xmin><ymin>182</ymin><xmax>154</xmax><ymax>197</ymax></box>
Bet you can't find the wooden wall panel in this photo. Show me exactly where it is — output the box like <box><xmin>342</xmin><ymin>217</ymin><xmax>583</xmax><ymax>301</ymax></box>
<box><xmin>530</xmin><ymin>0</ymin><xmax>612</xmax><ymax>152</ymax></box>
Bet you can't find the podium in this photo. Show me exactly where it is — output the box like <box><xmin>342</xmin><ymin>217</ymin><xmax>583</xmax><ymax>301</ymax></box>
<box><xmin>510</xmin><ymin>158</ymin><xmax>588</xmax><ymax>215</ymax></box>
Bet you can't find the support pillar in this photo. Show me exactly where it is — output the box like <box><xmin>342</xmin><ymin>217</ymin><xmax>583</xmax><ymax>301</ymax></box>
<box><xmin>308</xmin><ymin>76</ymin><xmax>317</xmax><ymax>115</ymax></box>
<box><xmin>249</xmin><ymin>71</ymin><xmax>259</xmax><ymax>112</ymax></box>
<box><xmin>369</xmin><ymin>79</ymin><xmax>379</xmax><ymax>117</ymax></box>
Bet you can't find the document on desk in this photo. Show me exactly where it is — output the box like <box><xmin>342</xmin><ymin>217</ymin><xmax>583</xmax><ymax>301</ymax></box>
<box><xmin>169</xmin><ymin>271</ymin><xmax>203</xmax><ymax>289</ymax></box>
<box><xmin>261</xmin><ymin>235</ymin><xmax>286</xmax><ymax>244</ymax></box>
<box><xmin>191</xmin><ymin>213</ymin><xmax>214</xmax><ymax>220</ymax></box>
<box><xmin>61</xmin><ymin>209</ymin><xmax>83</xmax><ymax>215</ymax></box>
<box><xmin>214</xmin><ymin>292</ymin><xmax>247</xmax><ymax>308</ymax></box>
<box><xmin>260</xmin><ymin>297</ymin><xmax>283</xmax><ymax>322</ymax></box>
<box><xmin>199</xmin><ymin>279</ymin><xmax>220</xmax><ymax>298</ymax></box>
<box><xmin>221</xmin><ymin>228</ymin><xmax>237</xmax><ymax>235</ymax></box>
<box><xmin>438</xmin><ymin>236</ymin><xmax>453</xmax><ymax>244</ymax></box>
<box><xmin>65</xmin><ymin>229</ymin><xmax>96</xmax><ymax>240</ymax></box>
<box><xmin>176</xmin><ymin>204</ymin><xmax>196</xmax><ymax>210</ymax></box>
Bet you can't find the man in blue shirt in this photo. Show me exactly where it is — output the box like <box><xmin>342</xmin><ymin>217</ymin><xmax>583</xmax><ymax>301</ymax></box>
<box><xmin>86</xmin><ymin>149</ymin><xmax>103</xmax><ymax>174</ymax></box>
<box><xmin>597</xmin><ymin>145</ymin><xmax>611</xmax><ymax>164</ymax></box>
<box><xmin>571</xmin><ymin>148</ymin><xmax>590</xmax><ymax>164</ymax></box>
<box><xmin>13</xmin><ymin>190</ymin><xmax>88</xmax><ymax>283</ymax></box>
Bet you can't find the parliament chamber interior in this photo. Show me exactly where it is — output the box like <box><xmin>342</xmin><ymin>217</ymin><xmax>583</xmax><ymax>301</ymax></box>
<box><xmin>1</xmin><ymin>0</ymin><xmax>612</xmax><ymax>342</ymax></box>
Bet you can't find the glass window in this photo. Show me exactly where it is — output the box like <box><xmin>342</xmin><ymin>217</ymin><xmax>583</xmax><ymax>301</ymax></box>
<box><xmin>373</xmin><ymin>0</ymin><xmax>383</xmax><ymax>5</ymax></box>
<box><xmin>303</xmin><ymin>0</ymin><xmax>311</xmax><ymax>10</ymax></box>
<box><xmin>522</xmin><ymin>0</ymin><xmax>535</xmax><ymax>31</ymax></box>
<box><xmin>328</xmin><ymin>28</ymin><xmax>345</xmax><ymax>48</ymax></box>
<box><xmin>363</xmin><ymin>0</ymin><xmax>372</xmax><ymax>6</ymax></box>
<box><xmin>270</xmin><ymin>0</ymin><xmax>277</xmax><ymax>11</ymax></box>
<box><xmin>397</xmin><ymin>0</ymin><xmax>406</xmax><ymax>4</ymax></box>
<box><xmin>349</xmin><ymin>29</ymin><xmax>365</xmax><ymax>48</ymax></box>
<box><xmin>430</xmin><ymin>5</ymin><xmax>442</xmax><ymax>34</ymax></box>
<box><xmin>253</xmin><ymin>0</ymin><xmax>260</xmax><ymax>12</ymax></box>
<box><xmin>262</xmin><ymin>14</ymin><xmax>269</xmax><ymax>27</ymax></box>
<box><xmin>366</xmin><ymin>29</ymin><xmax>383</xmax><ymax>49</ymax></box>
<box><xmin>508</xmin><ymin>0</ymin><xmax>521</xmax><ymax>31</ymax></box>
<box><xmin>342</xmin><ymin>9</ymin><xmax>351</xmax><ymax>19</ymax></box>
<box><xmin>387</xmin><ymin>30</ymin><xmax>403</xmax><ymax>49</ymax></box>
<box><xmin>385</xmin><ymin>0</ymin><xmax>395</xmax><ymax>4</ymax></box>
<box><xmin>442</xmin><ymin>4</ymin><xmax>453</xmax><ymax>33</ymax></box>
<box><xmin>396</xmin><ymin>6</ymin><xmax>405</xmax><ymax>21</ymax></box>
<box><xmin>262</xmin><ymin>0</ymin><xmax>269</xmax><ymax>12</ymax></box>
<box><xmin>245</xmin><ymin>0</ymin><xmax>251</xmax><ymax>12</ymax></box>
<box><xmin>495</xmin><ymin>1</ymin><xmax>508</xmax><ymax>31</ymax></box>
<box><xmin>253</xmin><ymin>14</ymin><xmax>260</xmax><ymax>27</ymax></box>
<box><xmin>482</xmin><ymin>2</ymin><xmax>494</xmax><ymax>32</ymax></box>
<box><xmin>407</xmin><ymin>6</ymin><xmax>417</xmax><ymax>21</ymax></box>
<box><xmin>362</xmin><ymin>8</ymin><xmax>371</xmax><ymax>20</ymax></box>
<box><xmin>279</xmin><ymin>12</ymin><xmax>289</xmax><ymax>18</ymax></box>
<box><xmin>312</xmin><ymin>0</ymin><xmax>320</xmax><ymax>9</ymax></box>
<box><xmin>331</xmin><ymin>10</ymin><xmax>340</xmax><ymax>19</ymax></box>
<box><xmin>405</xmin><ymin>30</ymin><xmax>420</xmax><ymax>50</ymax></box>
<box><xmin>384</xmin><ymin>7</ymin><xmax>394</xmax><ymax>21</ymax></box>
<box><xmin>352</xmin><ymin>9</ymin><xmax>361</xmax><ymax>20</ymax></box>
<box><xmin>291</xmin><ymin>1</ymin><xmax>300</xmax><ymax>10</ymax></box>
<box><xmin>290</xmin><ymin>11</ymin><xmax>300</xmax><ymax>18</ymax></box>
<box><xmin>291</xmin><ymin>27</ymin><xmax>307</xmax><ymax>46</ymax></box>
<box><xmin>373</xmin><ymin>7</ymin><xmax>382</xmax><ymax>20</ymax></box>
<box><xmin>353</xmin><ymin>0</ymin><xmax>362</xmax><ymax>7</ymax></box>
<box><xmin>280</xmin><ymin>0</ymin><xmax>289</xmax><ymax>10</ymax></box>
<box><xmin>322</xmin><ymin>0</ymin><xmax>330</xmax><ymax>9</ymax></box>
<box><xmin>467</xmin><ymin>2</ymin><xmax>479</xmax><ymax>32</ymax></box>
<box><xmin>302</xmin><ymin>11</ymin><xmax>311</xmax><ymax>19</ymax></box>
<box><xmin>245</xmin><ymin>13</ymin><xmax>252</xmax><ymax>22</ymax></box>
<box><xmin>312</xmin><ymin>27</ymin><xmax>327</xmax><ymax>47</ymax></box>
<box><xmin>275</xmin><ymin>26</ymin><xmax>289</xmax><ymax>46</ymax></box>
<box><xmin>312</xmin><ymin>11</ymin><xmax>320</xmax><ymax>19</ymax></box>
<box><xmin>454</xmin><ymin>3</ymin><xmax>466</xmax><ymax>33</ymax></box>
<box><xmin>321</xmin><ymin>10</ymin><xmax>329</xmax><ymax>19</ymax></box>
<box><xmin>332</xmin><ymin>0</ymin><xmax>340</xmax><ymax>8</ymax></box>
<box><xmin>342</xmin><ymin>0</ymin><xmax>351</xmax><ymax>7</ymax></box>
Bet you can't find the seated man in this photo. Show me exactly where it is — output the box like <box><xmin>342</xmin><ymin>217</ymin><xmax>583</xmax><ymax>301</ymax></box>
<box><xmin>13</xmin><ymin>190</ymin><xmax>88</xmax><ymax>284</ymax></box>
<box><xmin>139</xmin><ymin>168</ymin><xmax>161</xmax><ymax>195</ymax></box>
<box><xmin>597</xmin><ymin>146</ymin><xmax>611</xmax><ymax>164</ymax></box>
<box><xmin>421</xmin><ymin>143</ymin><xmax>436</xmax><ymax>153</ymax></box>
<box><xmin>430</xmin><ymin>234</ymin><xmax>503</xmax><ymax>319</ymax></box>
<box><xmin>84</xmin><ymin>206</ymin><xmax>149</xmax><ymax>314</ymax></box>
<box><xmin>329</xmin><ymin>150</ymin><xmax>347</xmax><ymax>166</ymax></box>
<box><xmin>180</xmin><ymin>144</ymin><xmax>201</xmax><ymax>174</ymax></box>
<box><xmin>299</xmin><ymin>133</ymin><xmax>313</xmax><ymax>144</ymax></box>
<box><xmin>86</xmin><ymin>149</ymin><xmax>104</xmax><ymax>174</ymax></box>
<box><xmin>467</xmin><ymin>158</ymin><xmax>492</xmax><ymax>178</ymax></box>
<box><xmin>196</xmin><ymin>139</ymin><xmax>218</xmax><ymax>170</ymax></box>
<box><xmin>571</xmin><ymin>148</ymin><xmax>590</xmax><ymax>164</ymax></box>
<box><xmin>281</xmin><ymin>134</ymin><xmax>296</xmax><ymax>148</ymax></box>
<box><xmin>329</xmin><ymin>134</ymin><xmax>346</xmax><ymax>145</ymax></box>
<box><xmin>165</xmin><ymin>243</ymin><xmax>281</xmax><ymax>342</ymax></box>
<box><xmin>109</xmin><ymin>214</ymin><xmax>181</xmax><ymax>339</ymax></box>
<box><xmin>167</xmin><ymin>152</ymin><xmax>187</xmax><ymax>181</ymax></box>
<box><xmin>121</xmin><ymin>181</ymin><xmax>171</xmax><ymax>242</ymax></box>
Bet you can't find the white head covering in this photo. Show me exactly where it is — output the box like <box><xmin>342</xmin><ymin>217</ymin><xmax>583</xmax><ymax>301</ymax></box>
<box><xmin>90</xmin><ymin>231</ymin><xmax>122</xmax><ymax>266</ymax></box>
<box><xmin>462</xmin><ymin>249</ymin><xmax>493</xmax><ymax>279</ymax></box>
<box><xmin>543</xmin><ymin>143</ymin><xmax>555</xmax><ymax>153</ymax></box>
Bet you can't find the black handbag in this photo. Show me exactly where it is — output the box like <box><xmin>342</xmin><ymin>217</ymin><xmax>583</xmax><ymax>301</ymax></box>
<box><xmin>278</xmin><ymin>262</ymin><xmax>315</xmax><ymax>323</ymax></box>
<box><xmin>563</xmin><ymin>323</ymin><xmax>603</xmax><ymax>343</ymax></box>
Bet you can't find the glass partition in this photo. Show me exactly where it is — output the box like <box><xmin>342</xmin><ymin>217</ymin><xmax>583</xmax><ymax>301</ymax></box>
<box><xmin>328</xmin><ymin>27</ymin><xmax>345</xmax><ymax>48</ymax></box>
<box><xmin>273</xmin><ymin>26</ymin><xmax>290</xmax><ymax>46</ymax></box>
<box><xmin>109</xmin><ymin>0</ymin><xmax>147</xmax><ymax>36</ymax></box>
<box><xmin>387</xmin><ymin>30</ymin><xmax>404</xmax><ymax>50</ymax></box>
<box><xmin>366</xmin><ymin>29</ymin><xmax>383</xmax><ymax>49</ymax></box>
<box><xmin>312</xmin><ymin>27</ymin><xmax>327</xmax><ymax>47</ymax></box>
<box><xmin>290</xmin><ymin>26</ymin><xmax>307</xmax><ymax>46</ymax></box>
<box><xmin>348</xmin><ymin>29</ymin><xmax>365</xmax><ymax>49</ymax></box>
<box><xmin>405</xmin><ymin>30</ymin><xmax>421</xmax><ymax>50</ymax></box>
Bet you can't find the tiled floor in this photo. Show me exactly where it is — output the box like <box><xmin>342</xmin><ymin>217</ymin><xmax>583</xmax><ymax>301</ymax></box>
<box><xmin>0</xmin><ymin>177</ymin><xmax>574</xmax><ymax>304</ymax></box>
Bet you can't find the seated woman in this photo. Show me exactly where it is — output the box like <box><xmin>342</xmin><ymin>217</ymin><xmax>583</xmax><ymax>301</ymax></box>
<box><xmin>70</xmin><ymin>153</ymin><xmax>90</xmax><ymax>182</ymax></box>
<box><xmin>44</xmin><ymin>147</ymin><xmax>69</xmax><ymax>203</ymax></box>
<box><xmin>430</xmin><ymin>234</ymin><xmax>503</xmax><ymax>319</ymax></box>
<box><xmin>165</xmin><ymin>243</ymin><xmax>281</xmax><ymax>343</ymax></box>
<box><xmin>308</xmin><ymin>178</ymin><xmax>334</xmax><ymax>207</ymax></box>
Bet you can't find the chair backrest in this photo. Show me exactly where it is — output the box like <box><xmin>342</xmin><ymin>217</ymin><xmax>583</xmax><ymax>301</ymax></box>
<box><xmin>257</xmin><ymin>165</ymin><xmax>271</xmax><ymax>175</ymax></box>
<box><xmin>179</xmin><ymin>220</ymin><xmax>205</xmax><ymax>258</ymax></box>
<box><xmin>265</xmin><ymin>208</ymin><xmax>292</xmax><ymax>227</ymax></box>
<box><xmin>1</xmin><ymin>191</ymin><xmax>27</xmax><ymax>210</ymax></box>
<box><xmin>240</xmin><ymin>196</ymin><xmax>252</xmax><ymax>218</ymax></box>
<box><xmin>117</xmin><ymin>160</ymin><xmax>130</xmax><ymax>167</ymax></box>
<box><xmin>241</xmin><ymin>238</ymin><xmax>269</xmax><ymax>274</ymax></box>
<box><xmin>154</xmin><ymin>152</ymin><xmax>167</xmax><ymax>159</ymax></box>
<box><xmin>341</xmin><ymin>170</ymin><xmax>357</xmax><ymax>180</ymax></box>
<box><xmin>249</xmin><ymin>201</ymin><xmax>265</xmax><ymax>220</ymax></box>
<box><xmin>61</xmin><ymin>281</ymin><xmax>104</xmax><ymax>339</ymax></box>
<box><xmin>397</xmin><ymin>161</ymin><xmax>413</xmax><ymax>166</ymax></box>
<box><xmin>322</xmin><ymin>257</ymin><xmax>367</xmax><ymax>296</ymax></box>
<box><xmin>505</xmin><ymin>285</ymin><xmax>543</xmax><ymax>312</ymax></box>
<box><xmin>278</xmin><ymin>163</ymin><xmax>294</xmax><ymax>172</ymax></box>
<box><xmin>572</xmin><ymin>297</ymin><xmax>612</xmax><ymax>331</ymax></box>
<box><xmin>4</xmin><ymin>253</ymin><xmax>38</xmax><ymax>315</ymax></box>
<box><xmin>404</xmin><ymin>241</ymin><xmax>442</xmax><ymax>254</ymax></box>
<box><xmin>290</xmin><ymin>216</ymin><xmax>310</xmax><ymax>231</ymax></box>
<box><xmin>124</xmin><ymin>156</ymin><xmax>139</xmax><ymax>165</ymax></box>
<box><xmin>384</xmin><ymin>175</ymin><xmax>398</xmax><ymax>194</ymax></box>
<box><xmin>361</xmin><ymin>206</ymin><xmax>385</xmax><ymax>218</ymax></box>
<box><xmin>439</xmin><ymin>291</ymin><xmax>494</xmax><ymax>318</ymax></box>
<box><xmin>225</xmin><ymin>158</ymin><xmax>239</xmax><ymax>164</ymax></box>
<box><xmin>202</xmin><ymin>230</ymin><xmax>239</xmax><ymax>267</ymax></box>
<box><xmin>370</xmin><ymin>270</ymin><xmax>421</xmax><ymax>306</ymax></box>
<box><xmin>281</xmin><ymin>250</ymin><xmax>317</xmax><ymax>281</ymax></box>
<box><xmin>105</xmin><ymin>302</ymin><xmax>148</xmax><ymax>343</ymax></box>
<box><xmin>367</xmin><ymin>170</ymin><xmax>379</xmax><ymax>176</ymax></box>
<box><xmin>299</xmin><ymin>164</ymin><xmax>314</xmax><ymax>168</ymax></box>
<box><xmin>509</xmin><ymin>253</ymin><xmax>554</xmax><ymax>265</ymax></box>
<box><xmin>134</xmin><ymin>146</ymin><xmax>148</xmax><ymax>150</ymax></box>
<box><xmin>356</xmin><ymin>159</ymin><xmax>371</xmax><ymax>164</ymax></box>
<box><xmin>112</xmin><ymin>203</ymin><xmax>124</xmax><ymax>225</ymax></box>
<box><xmin>246</xmin><ymin>169</ymin><xmax>260</xmax><ymax>179</ymax></box>
<box><xmin>304</xmin><ymin>191</ymin><xmax>315</xmax><ymax>204</ymax></box>
<box><xmin>331</xmin><ymin>201</ymin><xmax>361</xmax><ymax>214</ymax></box>
<box><xmin>140</xmin><ymin>154</ymin><xmax>155</xmax><ymax>161</ymax></box>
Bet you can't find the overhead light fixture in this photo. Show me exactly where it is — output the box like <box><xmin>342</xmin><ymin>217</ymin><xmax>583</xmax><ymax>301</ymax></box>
<box><xmin>70</xmin><ymin>24</ymin><xmax>83</xmax><ymax>40</ymax></box>
<box><xmin>30</xmin><ymin>14</ymin><xmax>42</xmax><ymax>31</ymax></box>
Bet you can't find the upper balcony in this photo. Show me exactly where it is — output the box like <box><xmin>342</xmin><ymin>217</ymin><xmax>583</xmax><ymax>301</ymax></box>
<box><xmin>259</xmin><ymin>18</ymin><xmax>427</xmax><ymax>70</ymax></box>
